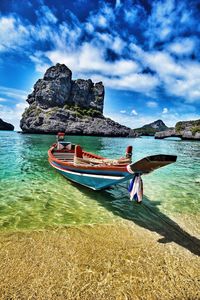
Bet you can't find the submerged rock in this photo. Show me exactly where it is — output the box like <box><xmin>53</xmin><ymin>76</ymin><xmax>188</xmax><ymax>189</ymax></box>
<box><xmin>0</xmin><ymin>118</ymin><xmax>14</xmax><ymax>131</ymax></box>
<box><xmin>20</xmin><ymin>63</ymin><xmax>137</xmax><ymax>137</ymax></box>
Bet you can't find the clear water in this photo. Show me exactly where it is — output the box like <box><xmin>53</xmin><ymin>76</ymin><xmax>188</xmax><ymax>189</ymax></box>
<box><xmin>0</xmin><ymin>131</ymin><xmax>199</xmax><ymax>232</ymax></box>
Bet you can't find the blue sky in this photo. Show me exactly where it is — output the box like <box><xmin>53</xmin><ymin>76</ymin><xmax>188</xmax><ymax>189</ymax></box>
<box><xmin>0</xmin><ymin>0</ymin><xmax>200</xmax><ymax>130</ymax></box>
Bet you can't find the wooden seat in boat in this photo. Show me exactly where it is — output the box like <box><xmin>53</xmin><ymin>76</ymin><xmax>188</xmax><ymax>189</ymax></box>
<box><xmin>53</xmin><ymin>152</ymin><xmax>74</xmax><ymax>162</ymax></box>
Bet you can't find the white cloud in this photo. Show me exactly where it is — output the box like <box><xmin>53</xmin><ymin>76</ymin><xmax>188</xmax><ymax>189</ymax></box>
<box><xmin>44</xmin><ymin>42</ymin><xmax>159</xmax><ymax>95</ymax></box>
<box><xmin>97</xmin><ymin>15</ymin><xmax>107</xmax><ymax>28</ymax></box>
<box><xmin>0</xmin><ymin>9</ymin><xmax>80</xmax><ymax>54</ymax></box>
<box><xmin>105</xmin><ymin>112</ymin><xmax>167</xmax><ymax>129</ymax></box>
<box><xmin>145</xmin><ymin>51</ymin><xmax>183</xmax><ymax>77</ymax></box>
<box><xmin>168</xmin><ymin>37</ymin><xmax>195</xmax><ymax>55</ymax></box>
<box><xmin>0</xmin><ymin>86</ymin><xmax>27</xmax><ymax>100</ymax></box>
<box><xmin>39</xmin><ymin>5</ymin><xmax>58</xmax><ymax>24</ymax></box>
<box><xmin>161</xmin><ymin>112</ymin><xmax>200</xmax><ymax>127</ymax></box>
<box><xmin>167</xmin><ymin>62</ymin><xmax>200</xmax><ymax>102</ymax></box>
<box><xmin>46</xmin><ymin>39</ymin><xmax>139</xmax><ymax>77</ymax></box>
<box><xmin>131</xmin><ymin>109</ymin><xmax>138</xmax><ymax>115</ymax></box>
<box><xmin>115</xmin><ymin>0</ymin><xmax>121</xmax><ymax>8</ymax></box>
<box><xmin>124</xmin><ymin>5</ymin><xmax>145</xmax><ymax>25</ymax></box>
<box><xmin>146</xmin><ymin>0</ymin><xmax>175</xmax><ymax>46</ymax></box>
<box><xmin>29</xmin><ymin>52</ymin><xmax>51</xmax><ymax>73</ymax></box>
<box><xmin>0</xmin><ymin>16</ymin><xmax>29</xmax><ymax>52</ymax></box>
<box><xmin>133</xmin><ymin>48</ymin><xmax>200</xmax><ymax>102</ymax></box>
<box><xmin>105</xmin><ymin>111</ymin><xmax>200</xmax><ymax>129</ymax></box>
<box><xmin>105</xmin><ymin>73</ymin><xmax>158</xmax><ymax>93</ymax></box>
<box><xmin>124</xmin><ymin>9</ymin><xmax>138</xmax><ymax>23</ymax></box>
<box><xmin>146</xmin><ymin>101</ymin><xmax>158</xmax><ymax>108</ymax></box>
<box><xmin>87</xmin><ymin>3</ymin><xmax>115</xmax><ymax>30</ymax></box>
<box><xmin>162</xmin><ymin>107</ymin><xmax>168</xmax><ymax>114</ymax></box>
<box><xmin>120</xmin><ymin>110</ymin><xmax>126</xmax><ymax>113</ymax></box>
<box><xmin>0</xmin><ymin>0</ymin><xmax>199</xmax><ymax>126</ymax></box>
<box><xmin>96</xmin><ymin>33</ymin><xmax>126</xmax><ymax>55</ymax></box>
<box><xmin>85</xmin><ymin>22</ymin><xmax>94</xmax><ymax>33</ymax></box>
<box><xmin>0</xmin><ymin>86</ymin><xmax>29</xmax><ymax>130</ymax></box>
<box><xmin>89</xmin><ymin>72</ymin><xmax>158</xmax><ymax>95</ymax></box>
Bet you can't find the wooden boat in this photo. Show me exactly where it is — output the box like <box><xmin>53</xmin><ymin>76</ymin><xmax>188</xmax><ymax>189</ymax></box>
<box><xmin>48</xmin><ymin>133</ymin><xmax>177</xmax><ymax>190</ymax></box>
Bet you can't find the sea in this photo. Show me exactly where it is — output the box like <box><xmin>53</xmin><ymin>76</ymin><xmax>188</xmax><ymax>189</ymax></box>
<box><xmin>0</xmin><ymin>131</ymin><xmax>200</xmax><ymax>236</ymax></box>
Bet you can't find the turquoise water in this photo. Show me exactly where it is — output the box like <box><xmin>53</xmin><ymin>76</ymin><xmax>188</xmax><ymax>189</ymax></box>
<box><xmin>0</xmin><ymin>131</ymin><xmax>200</xmax><ymax>232</ymax></box>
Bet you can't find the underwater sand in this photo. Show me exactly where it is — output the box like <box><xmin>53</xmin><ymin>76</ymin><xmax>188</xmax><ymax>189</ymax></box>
<box><xmin>0</xmin><ymin>221</ymin><xmax>199</xmax><ymax>300</ymax></box>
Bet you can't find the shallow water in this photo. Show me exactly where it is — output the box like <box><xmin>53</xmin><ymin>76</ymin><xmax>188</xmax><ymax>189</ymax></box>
<box><xmin>0</xmin><ymin>131</ymin><xmax>199</xmax><ymax>233</ymax></box>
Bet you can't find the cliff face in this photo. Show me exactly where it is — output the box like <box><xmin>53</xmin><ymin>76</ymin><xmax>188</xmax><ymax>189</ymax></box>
<box><xmin>26</xmin><ymin>64</ymin><xmax>104</xmax><ymax>111</ymax></box>
<box><xmin>20</xmin><ymin>64</ymin><xmax>135</xmax><ymax>137</ymax></box>
<box><xmin>0</xmin><ymin>119</ymin><xmax>14</xmax><ymax>131</ymax></box>
<box><xmin>134</xmin><ymin>120</ymin><xmax>168</xmax><ymax>136</ymax></box>
<box><xmin>155</xmin><ymin>119</ymin><xmax>200</xmax><ymax>140</ymax></box>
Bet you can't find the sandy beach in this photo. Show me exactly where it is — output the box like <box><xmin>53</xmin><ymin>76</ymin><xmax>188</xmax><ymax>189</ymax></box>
<box><xmin>0</xmin><ymin>221</ymin><xmax>199</xmax><ymax>300</ymax></box>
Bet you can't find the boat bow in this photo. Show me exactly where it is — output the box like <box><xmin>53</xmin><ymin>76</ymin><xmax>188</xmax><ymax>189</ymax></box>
<box><xmin>127</xmin><ymin>154</ymin><xmax>177</xmax><ymax>175</ymax></box>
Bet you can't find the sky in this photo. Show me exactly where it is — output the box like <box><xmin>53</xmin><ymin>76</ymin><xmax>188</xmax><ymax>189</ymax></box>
<box><xmin>0</xmin><ymin>0</ymin><xmax>200</xmax><ymax>130</ymax></box>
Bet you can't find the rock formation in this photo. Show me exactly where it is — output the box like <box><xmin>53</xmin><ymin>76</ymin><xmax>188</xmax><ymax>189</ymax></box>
<box><xmin>155</xmin><ymin>119</ymin><xmax>200</xmax><ymax>140</ymax></box>
<box><xmin>0</xmin><ymin>118</ymin><xmax>14</xmax><ymax>131</ymax></box>
<box><xmin>20</xmin><ymin>63</ymin><xmax>136</xmax><ymax>137</ymax></box>
<box><xmin>134</xmin><ymin>120</ymin><xmax>168</xmax><ymax>136</ymax></box>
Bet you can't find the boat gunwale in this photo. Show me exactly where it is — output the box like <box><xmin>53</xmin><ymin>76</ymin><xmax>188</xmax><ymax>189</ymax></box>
<box><xmin>49</xmin><ymin>160</ymin><xmax>125</xmax><ymax>179</ymax></box>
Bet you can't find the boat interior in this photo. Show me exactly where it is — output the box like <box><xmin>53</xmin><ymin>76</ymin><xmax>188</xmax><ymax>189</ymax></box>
<box><xmin>52</xmin><ymin>142</ymin><xmax>132</xmax><ymax>166</ymax></box>
<box><xmin>52</xmin><ymin>142</ymin><xmax>76</xmax><ymax>162</ymax></box>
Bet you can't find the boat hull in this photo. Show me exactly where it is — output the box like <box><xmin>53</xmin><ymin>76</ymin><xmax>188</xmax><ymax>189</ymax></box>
<box><xmin>49</xmin><ymin>160</ymin><xmax>132</xmax><ymax>190</ymax></box>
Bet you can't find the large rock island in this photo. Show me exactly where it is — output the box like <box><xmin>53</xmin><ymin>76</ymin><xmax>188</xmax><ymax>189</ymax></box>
<box><xmin>0</xmin><ymin>118</ymin><xmax>14</xmax><ymax>131</ymax></box>
<box><xmin>20</xmin><ymin>64</ymin><xmax>135</xmax><ymax>137</ymax></box>
<box><xmin>155</xmin><ymin>119</ymin><xmax>200</xmax><ymax>140</ymax></box>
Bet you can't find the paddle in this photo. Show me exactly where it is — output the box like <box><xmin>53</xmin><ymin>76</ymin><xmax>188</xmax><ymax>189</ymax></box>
<box><xmin>127</xmin><ymin>154</ymin><xmax>177</xmax><ymax>175</ymax></box>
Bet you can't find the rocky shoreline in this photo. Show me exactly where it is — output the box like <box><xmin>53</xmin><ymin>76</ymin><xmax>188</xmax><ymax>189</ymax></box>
<box><xmin>155</xmin><ymin>119</ymin><xmax>200</xmax><ymax>140</ymax></box>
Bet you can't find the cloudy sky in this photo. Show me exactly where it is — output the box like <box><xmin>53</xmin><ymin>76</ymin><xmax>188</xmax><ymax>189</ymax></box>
<box><xmin>0</xmin><ymin>0</ymin><xmax>200</xmax><ymax>130</ymax></box>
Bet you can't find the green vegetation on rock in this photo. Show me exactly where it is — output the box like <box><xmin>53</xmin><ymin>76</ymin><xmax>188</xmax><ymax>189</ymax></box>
<box><xmin>191</xmin><ymin>126</ymin><xmax>200</xmax><ymax>136</ymax></box>
<box><xmin>175</xmin><ymin>122</ymin><xmax>185</xmax><ymax>133</ymax></box>
<box><xmin>134</xmin><ymin>127</ymin><xmax>157</xmax><ymax>136</ymax></box>
<box><xmin>22</xmin><ymin>106</ymin><xmax>43</xmax><ymax>117</ymax></box>
<box><xmin>63</xmin><ymin>104</ymin><xmax>103</xmax><ymax>118</ymax></box>
<box><xmin>176</xmin><ymin>120</ymin><xmax>200</xmax><ymax>135</ymax></box>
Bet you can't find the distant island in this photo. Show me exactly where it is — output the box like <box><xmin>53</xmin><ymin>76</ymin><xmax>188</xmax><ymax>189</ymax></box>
<box><xmin>0</xmin><ymin>118</ymin><xmax>14</xmax><ymax>131</ymax></box>
<box><xmin>134</xmin><ymin>120</ymin><xmax>200</xmax><ymax>140</ymax></box>
<box><xmin>133</xmin><ymin>118</ymin><xmax>200</xmax><ymax>141</ymax></box>
<box><xmin>134</xmin><ymin>119</ymin><xmax>168</xmax><ymax>136</ymax></box>
<box><xmin>20</xmin><ymin>63</ymin><xmax>136</xmax><ymax>137</ymax></box>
